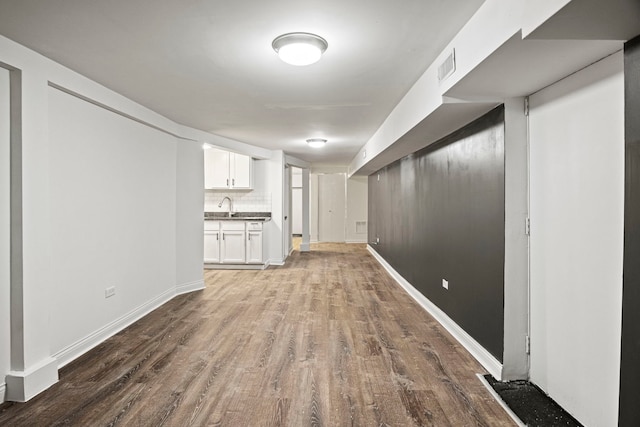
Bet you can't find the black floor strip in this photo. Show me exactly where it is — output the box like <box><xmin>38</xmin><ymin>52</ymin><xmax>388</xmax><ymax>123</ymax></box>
<box><xmin>484</xmin><ymin>375</ymin><xmax>583</xmax><ymax>427</ymax></box>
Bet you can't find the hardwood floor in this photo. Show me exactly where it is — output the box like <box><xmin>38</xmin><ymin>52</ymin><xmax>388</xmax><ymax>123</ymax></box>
<box><xmin>0</xmin><ymin>242</ymin><xmax>515</xmax><ymax>426</ymax></box>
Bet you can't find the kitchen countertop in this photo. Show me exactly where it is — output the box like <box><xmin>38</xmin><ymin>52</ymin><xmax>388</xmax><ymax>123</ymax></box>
<box><xmin>204</xmin><ymin>212</ymin><xmax>272</xmax><ymax>221</ymax></box>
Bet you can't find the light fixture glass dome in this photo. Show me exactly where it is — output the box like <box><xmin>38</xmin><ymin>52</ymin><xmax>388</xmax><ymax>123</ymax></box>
<box><xmin>272</xmin><ymin>32</ymin><xmax>328</xmax><ymax>66</ymax></box>
<box><xmin>306</xmin><ymin>138</ymin><xmax>327</xmax><ymax>148</ymax></box>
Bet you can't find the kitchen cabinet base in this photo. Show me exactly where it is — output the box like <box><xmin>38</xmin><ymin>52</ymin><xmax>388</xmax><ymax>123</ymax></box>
<box><xmin>204</xmin><ymin>262</ymin><xmax>268</xmax><ymax>270</ymax></box>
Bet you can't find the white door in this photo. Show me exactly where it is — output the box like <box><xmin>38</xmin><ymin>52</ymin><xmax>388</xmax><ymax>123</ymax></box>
<box><xmin>528</xmin><ymin>54</ymin><xmax>624</xmax><ymax>427</ymax></box>
<box><xmin>318</xmin><ymin>173</ymin><xmax>346</xmax><ymax>242</ymax></box>
<box><xmin>0</xmin><ymin>66</ymin><xmax>10</xmax><ymax>397</ymax></box>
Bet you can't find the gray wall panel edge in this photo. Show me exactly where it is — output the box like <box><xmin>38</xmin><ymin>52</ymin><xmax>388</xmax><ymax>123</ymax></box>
<box><xmin>619</xmin><ymin>34</ymin><xmax>640</xmax><ymax>426</ymax></box>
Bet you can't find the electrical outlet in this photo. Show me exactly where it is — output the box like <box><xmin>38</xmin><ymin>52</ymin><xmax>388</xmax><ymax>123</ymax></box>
<box><xmin>105</xmin><ymin>286</ymin><xmax>116</xmax><ymax>298</ymax></box>
<box><xmin>376</xmin><ymin>237</ymin><xmax>380</xmax><ymax>244</ymax></box>
<box><xmin>442</xmin><ymin>279</ymin><xmax>449</xmax><ymax>290</ymax></box>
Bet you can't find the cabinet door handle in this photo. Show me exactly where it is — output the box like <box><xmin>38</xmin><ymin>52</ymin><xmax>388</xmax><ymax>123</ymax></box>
<box><xmin>232</xmin><ymin>178</ymin><xmax>235</xmax><ymax>186</ymax></box>
<box><xmin>222</xmin><ymin>233</ymin><xmax>225</xmax><ymax>241</ymax></box>
<box><xmin>216</xmin><ymin>233</ymin><xmax>219</xmax><ymax>241</ymax></box>
<box><xmin>248</xmin><ymin>233</ymin><xmax>251</xmax><ymax>241</ymax></box>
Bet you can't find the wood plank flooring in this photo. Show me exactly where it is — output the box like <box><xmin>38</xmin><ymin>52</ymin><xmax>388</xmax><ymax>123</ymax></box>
<box><xmin>0</xmin><ymin>242</ymin><xmax>515</xmax><ymax>426</ymax></box>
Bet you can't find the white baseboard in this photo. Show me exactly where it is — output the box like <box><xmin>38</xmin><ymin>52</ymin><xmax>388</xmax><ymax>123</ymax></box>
<box><xmin>367</xmin><ymin>245</ymin><xmax>503</xmax><ymax>380</ymax></box>
<box><xmin>176</xmin><ymin>279</ymin><xmax>205</xmax><ymax>295</ymax></box>
<box><xmin>5</xmin><ymin>356</ymin><xmax>59</xmax><ymax>402</ymax></box>
<box><xmin>0</xmin><ymin>383</ymin><xmax>6</xmax><ymax>402</ymax></box>
<box><xmin>346</xmin><ymin>240</ymin><xmax>367</xmax><ymax>244</ymax></box>
<box><xmin>53</xmin><ymin>280</ymin><xmax>205</xmax><ymax>370</ymax></box>
<box><xmin>53</xmin><ymin>287</ymin><xmax>176</xmax><ymax>369</ymax></box>
<box><xmin>268</xmin><ymin>258</ymin><xmax>285</xmax><ymax>266</ymax></box>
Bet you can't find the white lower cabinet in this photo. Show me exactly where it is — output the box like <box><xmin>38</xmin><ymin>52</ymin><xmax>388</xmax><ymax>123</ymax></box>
<box><xmin>204</xmin><ymin>220</ymin><xmax>265</xmax><ymax>267</ymax></box>
<box><xmin>204</xmin><ymin>220</ymin><xmax>264</xmax><ymax>268</ymax></box>
<box><xmin>246</xmin><ymin>222</ymin><xmax>263</xmax><ymax>264</ymax></box>
<box><xmin>204</xmin><ymin>221</ymin><xmax>221</xmax><ymax>263</ymax></box>
<box><xmin>221</xmin><ymin>222</ymin><xmax>246</xmax><ymax>263</ymax></box>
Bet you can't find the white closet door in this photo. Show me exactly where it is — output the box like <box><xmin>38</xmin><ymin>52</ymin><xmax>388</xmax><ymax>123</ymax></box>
<box><xmin>318</xmin><ymin>174</ymin><xmax>346</xmax><ymax>242</ymax></box>
<box><xmin>529</xmin><ymin>53</ymin><xmax>624</xmax><ymax>427</ymax></box>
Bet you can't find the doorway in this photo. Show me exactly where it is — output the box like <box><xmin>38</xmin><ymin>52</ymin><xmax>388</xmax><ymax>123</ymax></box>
<box><xmin>291</xmin><ymin>167</ymin><xmax>303</xmax><ymax>248</ymax></box>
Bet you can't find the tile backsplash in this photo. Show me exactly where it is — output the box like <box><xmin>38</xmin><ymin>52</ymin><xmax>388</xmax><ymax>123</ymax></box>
<box><xmin>204</xmin><ymin>191</ymin><xmax>272</xmax><ymax>213</ymax></box>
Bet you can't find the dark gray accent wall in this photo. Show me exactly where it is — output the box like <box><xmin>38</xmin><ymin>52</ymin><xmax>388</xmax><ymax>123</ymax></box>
<box><xmin>619</xmin><ymin>34</ymin><xmax>640</xmax><ymax>426</ymax></box>
<box><xmin>368</xmin><ymin>106</ymin><xmax>505</xmax><ymax>361</ymax></box>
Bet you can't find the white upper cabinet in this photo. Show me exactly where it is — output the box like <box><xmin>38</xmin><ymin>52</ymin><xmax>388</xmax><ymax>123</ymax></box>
<box><xmin>204</xmin><ymin>148</ymin><xmax>230</xmax><ymax>189</ymax></box>
<box><xmin>204</xmin><ymin>147</ymin><xmax>252</xmax><ymax>190</ymax></box>
<box><xmin>230</xmin><ymin>152</ymin><xmax>252</xmax><ymax>189</ymax></box>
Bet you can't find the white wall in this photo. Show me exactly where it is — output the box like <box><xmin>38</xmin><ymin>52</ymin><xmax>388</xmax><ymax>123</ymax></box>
<box><xmin>254</xmin><ymin>152</ymin><xmax>285</xmax><ymax>264</ymax></box>
<box><xmin>502</xmin><ymin>97</ymin><xmax>529</xmax><ymax>381</ymax></box>
<box><xmin>350</xmin><ymin>0</ymin><xmax>525</xmax><ymax>174</ymax></box>
<box><xmin>48</xmin><ymin>87</ymin><xmax>179</xmax><ymax>356</ymax></box>
<box><xmin>0</xmin><ymin>34</ymin><xmax>208</xmax><ymax>398</ymax></box>
<box><xmin>529</xmin><ymin>52</ymin><xmax>624</xmax><ymax>427</ymax></box>
<box><xmin>0</xmin><ymin>66</ymin><xmax>10</xmax><ymax>401</ymax></box>
<box><xmin>176</xmin><ymin>140</ymin><xmax>205</xmax><ymax>289</ymax></box>
<box><xmin>346</xmin><ymin>176</ymin><xmax>368</xmax><ymax>243</ymax></box>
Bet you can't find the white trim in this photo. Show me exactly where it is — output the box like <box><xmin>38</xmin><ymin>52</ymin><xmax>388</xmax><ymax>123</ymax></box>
<box><xmin>0</xmin><ymin>383</ymin><xmax>6</xmax><ymax>402</ymax></box>
<box><xmin>268</xmin><ymin>258</ymin><xmax>285</xmax><ymax>266</ymax></box>
<box><xmin>54</xmin><ymin>285</ymin><xmax>177</xmax><ymax>369</ymax></box>
<box><xmin>367</xmin><ymin>245</ymin><xmax>503</xmax><ymax>380</ymax></box>
<box><xmin>176</xmin><ymin>280</ymin><xmax>205</xmax><ymax>295</ymax></box>
<box><xmin>5</xmin><ymin>356</ymin><xmax>58</xmax><ymax>402</ymax></box>
<box><xmin>476</xmin><ymin>373</ymin><xmax>526</xmax><ymax>427</ymax></box>
<box><xmin>346</xmin><ymin>240</ymin><xmax>367</xmax><ymax>244</ymax></box>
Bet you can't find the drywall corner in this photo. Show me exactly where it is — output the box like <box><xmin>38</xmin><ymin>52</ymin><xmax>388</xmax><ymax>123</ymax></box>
<box><xmin>502</xmin><ymin>97</ymin><xmax>529</xmax><ymax>381</ymax></box>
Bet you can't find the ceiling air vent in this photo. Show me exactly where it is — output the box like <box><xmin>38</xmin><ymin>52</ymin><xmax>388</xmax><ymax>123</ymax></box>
<box><xmin>438</xmin><ymin>49</ymin><xmax>456</xmax><ymax>82</ymax></box>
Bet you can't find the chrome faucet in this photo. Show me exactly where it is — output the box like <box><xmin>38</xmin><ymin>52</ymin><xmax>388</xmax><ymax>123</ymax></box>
<box><xmin>218</xmin><ymin>196</ymin><xmax>234</xmax><ymax>217</ymax></box>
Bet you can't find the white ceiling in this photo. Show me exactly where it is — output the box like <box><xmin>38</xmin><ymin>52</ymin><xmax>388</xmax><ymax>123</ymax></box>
<box><xmin>0</xmin><ymin>0</ymin><xmax>485</xmax><ymax>164</ymax></box>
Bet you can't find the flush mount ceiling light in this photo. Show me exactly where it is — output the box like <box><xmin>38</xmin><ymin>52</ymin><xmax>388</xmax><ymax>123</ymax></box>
<box><xmin>306</xmin><ymin>138</ymin><xmax>327</xmax><ymax>148</ymax></box>
<box><xmin>272</xmin><ymin>32</ymin><xmax>328</xmax><ymax>66</ymax></box>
